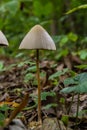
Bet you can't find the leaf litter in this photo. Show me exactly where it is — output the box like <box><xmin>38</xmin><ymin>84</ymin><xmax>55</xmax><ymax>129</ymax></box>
<box><xmin>0</xmin><ymin>55</ymin><xmax>87</xmax><ymax>130</ymax></box>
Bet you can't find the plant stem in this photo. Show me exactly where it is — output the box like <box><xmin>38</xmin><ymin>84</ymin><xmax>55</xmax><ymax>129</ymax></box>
<box><xmin>76</xmin><ymin>94</ymin><xmax>80</xmax><ymax>119</ymax></box>
<box><xmin>74</xmin><ymin>94</ymin><xmax>80</xmax><ymax>130</ymax></box>
<box><xmin>67</xmin><ymin>93</ymin><xmax>74</xmax><ymax>115</ymax></box>
<box><xmin>36</xmin><ymin>49</ymin><xmax>41</xmax><ymax>122</ymax></box>
<box><xmin>76</xmin><ymin>94</ymin><xmax>80</xmax><ymax>127</ymax></box>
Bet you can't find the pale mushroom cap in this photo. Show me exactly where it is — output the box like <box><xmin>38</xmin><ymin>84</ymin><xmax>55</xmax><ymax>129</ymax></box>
<box><xmin>19</xmin><ymin>25</ymin><xmax>56</xmax><ymax>50</ymax></box>
<box><xmin>0</xmin><ymin>31</ymin><xmax>9</xmax><ymax>46</ymax></box>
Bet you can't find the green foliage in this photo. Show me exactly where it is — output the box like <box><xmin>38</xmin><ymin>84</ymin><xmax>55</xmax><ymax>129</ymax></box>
<box><xmin>78</xmin><ymin>50</ymin><xmax>87</xmax><ymax>60</ymax></box>
<box><xmin>31</xmin><ymin>91</ymin><xmax>56</xmax><ymax>107</ymax></box>
<box><xmin>41</xmin><ymin>91</ymin><xmax>56</xmax><ymax>100</ymax></box>
<box><xmin>0</xmin><ymin>0</ymin><xmax>20</xmax><ymax>16</ymax></box>
<box><xmin>60</xmin><ymin>73</ymin><xmax>87</xmax><ymax>94</ymax></box>
<box><xmin>33</xmin><ymin>0</ymin><xmax>53</xmax><ymax>18</ymax></box>
<box><xmin>59</xmin><ymin>98</ymin><xmax>65</xmax><ymax>104</ymax></box>
<box><xmin>78</xmin><ymin>110</ymin><xmax>87</xmax><ymax>117</ymax></box>
<box><xmin>49</xmin><ymin>68</ymin><xmax>68</xmax><ymax>80</ymax></box>
<box><xmin>24</xmin><ymin>73</ymin><xmax>35</xmax><ymax>83</ymax></box>
<box><xmin>17</xmin><ymin>60</ymin><xmax>35</xmax><ymax>68</ymax></box>
<box><xmin>61</xmin><ymin>115</ymin><xmax>69</xmax><ymax>126</ymax></box>
<box><xmin>0</xmin><ymin>104</ymin><xmax>9</xmax><ymax>111</ymax></box>
<box><xmin>0</xmin><ymin>0</ymin><xmax>86</xmax><ymax>62</ymax></box>
<box><xmin>75</xmin><ymin>64</ymin><xmax>87</xmax><ymax>69</ymax></box>
<box><xmin>0</xmin><ymin>113</ymin><xmax>5</xmax><ymax>126</ymax></box>
<box><xmin>42</xmin><ymin>103</ymin><xmax>57</xmax><ymax>110</ymax></box>
<box><xmin>0</xmin><ymin>105</ymin><xmax>9</xmax><ymax>126</ymax></box>
<box><xmin>66</xmin><ymin>4</ymin><xmax>87</xmax><ymax>14</ymax></box>
<box><xmin>0</xmin><ymin>61</ymin><xmax>4</xmax><ymax>72</ymax></box>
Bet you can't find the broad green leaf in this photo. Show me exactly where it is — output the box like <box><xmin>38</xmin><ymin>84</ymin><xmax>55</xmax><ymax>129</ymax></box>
<box><xmin>61</xmin><ymin>81</ymin><xmax>87</xmax><ymax>94</ymax></box>
<box><xmin>68</xmin><ymin>32</ymin><xmax>78</xmax><ymax>42</ymax></box>
<box><xmin>60</xmin><ymin>86</ymin><xmax>76</xmax><ymax>94</ymax></box>
<box><xmin>59</xmin><ymin>35</ymin><xmax>68</xmax><ymax>47</ymax></box>
<box><xmin>49</xmin><ymin>68</ymin><xmax>68</xmax><ymax>80</ymax></box>
<box><xmin>74</xmin><ymin>81</ymin><xmax>87</xmax><ymax>93</ymax></box>
<box><xmin>64</xmin><ymin>72</ymin><xmax>87</xmax><ymax>85</ymax></box>
<box><xmin>78</xmin><ymin>50</ymin><xmax>87</xmax><ymax>60</ymax></box>
<box><xmin>61</xmin><ymin>73</ymin><xmax>87</xmax><ymax>94</ymax></box>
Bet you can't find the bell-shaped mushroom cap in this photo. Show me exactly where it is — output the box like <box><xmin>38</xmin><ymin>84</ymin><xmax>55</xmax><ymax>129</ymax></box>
<box><xmin>19</xmin><ymin>25</ymin><xmax>56</xmax><ymax>50</ymax></box>
<box><xmin>0</xmin><ymin>31</ymin><xmax>9</xmax><ymax>46</ymax></box>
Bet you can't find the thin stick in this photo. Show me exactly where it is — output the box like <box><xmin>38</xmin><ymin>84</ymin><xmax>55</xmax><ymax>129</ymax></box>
<box><xmin>5</xmin><ymin>93</ymin><xmax>29</xmax><ymax>126</ymax></box>
<box><xmin>36</xmin><ymin>49</ymin><xmax>41</xmax><ymax>122</ymax></box>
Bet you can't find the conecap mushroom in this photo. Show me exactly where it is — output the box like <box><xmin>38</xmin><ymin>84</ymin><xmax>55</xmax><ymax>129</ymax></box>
<box><xmin>19</xmin><ymin>25</ymin><xmax>56</xmax><ymax>122</ymax></box>
<box><xmin>0</xmin><ymin>31</ymin><xmax>9</xmax><ymax>46</ymax></box>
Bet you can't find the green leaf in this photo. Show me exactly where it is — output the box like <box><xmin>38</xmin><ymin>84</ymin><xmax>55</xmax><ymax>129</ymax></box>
<box><xmin>18</xmin><ymin>60</ymin><xmax>35</xmax><ymax>67</ymax></box>
<box><xmin>75</xmin><ymin>64</ymin><xmax>87</xmax><ymax>69</ymax></box>
<box><xmin>41</xmin><ymin>91</ymin><xmax>56</xmax><ymax>100</ymax></box>
<box><xmin>61</xmin><ymin>73</ymin><xmax>87</xmax><ymax>94</ymax></box>
<box><xmin>0</xmin><ymin>62</ymin><xmax>4</xmax><ymax>72</ymax></box>
<box><xmin>60</xmin><ymin>86</ymin><xmax>76</xmax><ymax>94</ymax></box>
<box><xmin>64</xmin><ymin>72</ymin><xmax>87</xmax><ymax>85</ymax></box>
<box><xmin>61</xmin><ymin>81</ymin><xmax>87</xmax><ymax>94</ymax></box>
<box><xmin>26</xmin><ymin>66</ymin><xmax>36</xmax><ymax>72</ymax></box>
<box><xmin>30</xmin><ymin>91</ymin><xmax>56</xmax><ymax>105</ymax></box>
<box><xmin>24</xmin><ymin>73</ymin><xmax>35</xmax><ymax>83</ymax></box>
<box><xmin>66</xmin><ymin>4</ymin><xmax>87</xmax><ymax>14</ymax></box>
<box><xmin>43</xmin><ymin>103</ymin><xmax>57</xmax><ymax>110</ymax></box>
<box><xmin>59</xmin><ymin>35</ymin><xmax>68</xmax><ymax>47</ymax></box>
<box><xmin>0</xmin><ymin>0</ymin><xmax>20</xmax><ymax>15</ymax></box>
<box><xmin>0</xmin><ymin>104</ymin><xmax>9</xmax><ymax>111</ymax></box>
<box><xmin>49</xmin><ymin>68</ymin><xmax>68</xmax><ymax>80</ymax></box>
<box><xmin>78</xmin><ymin>50</ymin><xmax>87</xmax><ymax>60</ymax></box>
<box><xmin>61</xmin><ymin>115</ymin><xmax>69</xmax><ymax>126</ymax></box>
<box><xmin>68</xmin><ymin>32</ymin><xmax>78</xmax><ymax>42</ymax></box>
<box><xmin>55</xmin><ymin>49</ymin><xmax>69</xmax><ymax>60</ymax></box>
<box><xmin>0</xmin><ymin>113</ymin><xmax>5</xmax><ymax>126</ymax></box>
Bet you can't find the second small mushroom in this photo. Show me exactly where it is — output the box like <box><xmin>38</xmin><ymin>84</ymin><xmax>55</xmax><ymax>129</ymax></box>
<box><xmin>0</xmin><ymin>31</ymin><xmax>9</xmax><ymax>46</ymax></box>
<box><xmin>19</xmin><ymin>25</ymin><xmax>56</xmax><ymax>122</ymax></box>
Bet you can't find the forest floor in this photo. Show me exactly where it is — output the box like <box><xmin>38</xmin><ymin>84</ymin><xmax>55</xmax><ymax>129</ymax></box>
<box><xmin>0</xmin><ymin>54</ymin><xmax>87</xmax><ymax>130</ymax></box>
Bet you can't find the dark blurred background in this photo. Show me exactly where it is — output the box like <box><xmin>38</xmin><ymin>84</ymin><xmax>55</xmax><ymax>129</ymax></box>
<box><xmin>0</xmin><ymin>0</ymin><xmax>87</xmax><ymax>61</ymax></box>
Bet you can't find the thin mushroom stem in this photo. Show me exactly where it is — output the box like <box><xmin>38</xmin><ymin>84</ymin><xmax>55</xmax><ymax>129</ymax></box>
<box><xmin>36</xmin><ymin>49</ymin><xmax>41</xmax><ymax>122</ymax></box>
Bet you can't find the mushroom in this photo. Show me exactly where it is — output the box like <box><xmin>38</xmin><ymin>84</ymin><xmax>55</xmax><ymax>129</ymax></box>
<box><xmin>0</xmin><ymin>31</ymin><xmax>9</xmax><ymax>46</ymax></box>
<box><xmin>19</xmin><ymin>25</ymin><xmax>56</xmax><ymax>122</ymax></box>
